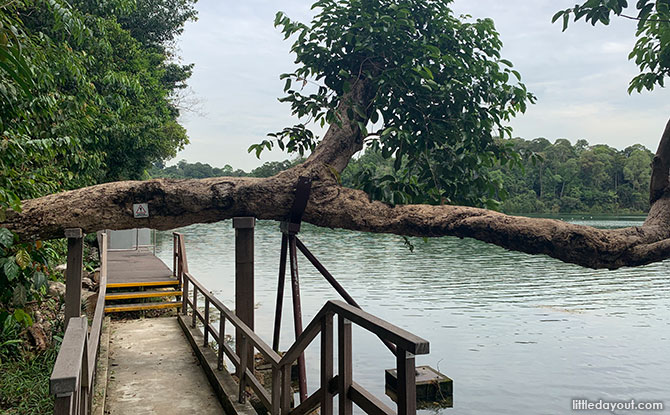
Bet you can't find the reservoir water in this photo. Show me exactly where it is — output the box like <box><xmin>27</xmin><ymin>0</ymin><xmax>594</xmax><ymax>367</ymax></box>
<box><xmin>154</xmin><ymin>216</ymin><xmax>669</xmax><ymax>414</ymax></box>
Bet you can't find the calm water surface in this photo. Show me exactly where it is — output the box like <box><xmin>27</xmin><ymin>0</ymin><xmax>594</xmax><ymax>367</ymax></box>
<box><xmin>155</xmin><ymin>216</ymin><xmax>669</xmax><ymax>414</ymax></box>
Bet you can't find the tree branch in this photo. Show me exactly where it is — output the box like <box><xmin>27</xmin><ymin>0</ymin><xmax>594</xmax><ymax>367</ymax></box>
<box><xmin>3</xmin><ymin>170</ymin><xmax>670</xmax><ymax>270</ymax></box>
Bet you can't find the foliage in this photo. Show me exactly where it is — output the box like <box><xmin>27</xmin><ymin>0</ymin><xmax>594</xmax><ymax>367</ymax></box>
<box><xmin>0</xmin><ymin>0</ymin><xmax>194</xmax><ymax>373</ymax></box>
<box><xmin>0</xmin><ymin>345</ymin><xmax>58</xmax><ymax>414</ymax></box>
<box><xmin>493</xmin><ymin>139</ymin><xmax>653</xmax><ymax>214</ymax></box>
<box><xmin>342</xmin><ymin>138</ymin><xmax>654</xmax><ymax>214</ymax></box>
<box><xmin>553</xmin><ymin>0</ymin><xmax>670</xmax><ymax>93</ymax></box>
<box><xmin>0</xmin><ymin>230</ymin><xmax>57</xmax><ymax>308</ymax></box>
<box><xmin>148</xmin><ymin>158</ymin><xmax>305</xmax><ymax>179</ymax></box>
<box><xmin>253</xmin><ymin>0</ymin><xmax>535</xmax><ymax>208</ymax></box>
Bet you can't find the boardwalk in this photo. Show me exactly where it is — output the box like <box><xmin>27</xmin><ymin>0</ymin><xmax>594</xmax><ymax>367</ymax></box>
<box><xmin>107</xmin><ymin>250</ymin><xmax>176</xmax><ymax>286</ymax></box>
<box><xmin>105</xmin><ymin>317</ymin><xmax>223</xmax><ymax>415</ymax></box>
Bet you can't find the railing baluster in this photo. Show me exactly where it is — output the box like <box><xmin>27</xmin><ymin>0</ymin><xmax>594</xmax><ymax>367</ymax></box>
<box><xmin>281</xmin><ymin>364</ymin><xmax>292</xmax><ymax>414</ymax></box>
<box><xmin>192</xmin><ymin>286</ymin><xmax>198</xmax><ymax>328</ymax></box>
<box><xmin>396</xmin><ymin>347</ymin><xmax>416</xmax><ymax>415</ymax></box>
<box><xmin>271</xmin><ymin>366</ymin><xmax>281</xmax><ymax>415</ymax></box>
<box><xmin>321</xmin><ymin>312</ymin><xmax>334</xmax><ymax>415</ymax></box>
<box><xmin>237</xmin><ymin>334</ymin><xmax>249</xmax><ymax>404</ymax></box>
<box><xmin>182</xmin><ymin>276</ymin><xmax>189</xmax><ymax>315</ymax></box>
<box><xmin>218</xmin><ymin>315</ymin><xmax>225</xmax><ymax>370</ymax></box>
<box><xmin>338</xmin><ymin>316</ymin><xmax>352</xmax><ymax>415</ymax></box>
<box><xmin>81</xmin><ymin>334</ymin><xmax>89</xmax><ymax>415</ymax></box>
<box><xmin>172</xmin><ymin>233</ymin><xmax>179</xmax><ymax>278</ymax></box>
<box><xmin>204</xmin><ymin>297</ymin><xmax>210</xmax><ymax>347</ymax></box>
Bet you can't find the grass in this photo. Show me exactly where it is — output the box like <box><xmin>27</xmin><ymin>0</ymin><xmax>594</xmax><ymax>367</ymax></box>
<box><xmin>0</xmin><ymin>346</ymin><xmax>58</xmax><ymax>415</ymax></box>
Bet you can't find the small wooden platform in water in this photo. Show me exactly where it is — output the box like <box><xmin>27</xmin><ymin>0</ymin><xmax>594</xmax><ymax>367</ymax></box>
<box><xmin>105</xmin><ymin>250</ymin><xmax>181</xmax><ymax>313</ymax></box>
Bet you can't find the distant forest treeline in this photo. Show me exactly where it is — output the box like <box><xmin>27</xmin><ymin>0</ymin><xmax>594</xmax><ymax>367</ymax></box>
<box><xmin>150</xmin><ymin>137</ymin><xmax>654</xmax><ymax>214</ymax></box>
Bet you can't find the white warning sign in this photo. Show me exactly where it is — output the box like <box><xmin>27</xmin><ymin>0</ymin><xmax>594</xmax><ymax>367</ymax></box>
<box><xmin>133</xmin><ymin>203</ymin><xmax>149</xmax><ymax>218</ymax></box>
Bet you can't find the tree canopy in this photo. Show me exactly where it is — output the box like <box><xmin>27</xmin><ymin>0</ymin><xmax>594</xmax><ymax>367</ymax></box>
<box><xmin>252</xmin><ymin>0</ymin><xmax>535</xmax><ymax>208</ymax></box>
<box><xmin>553</xmin><ymin>0</ymin><xmax>670</xmax><ymax>93</ymax></box>
<box><xmin>0</xmin><ymin>0</ymin><xmax>195</xmax><ymax>306</ymax></box>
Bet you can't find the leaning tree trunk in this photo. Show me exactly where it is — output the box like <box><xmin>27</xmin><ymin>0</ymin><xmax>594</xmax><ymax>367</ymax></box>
<box><xmin>3</xmin><ymin>80</ymin><xmax>670</xmax><ymax>270</ymax></box>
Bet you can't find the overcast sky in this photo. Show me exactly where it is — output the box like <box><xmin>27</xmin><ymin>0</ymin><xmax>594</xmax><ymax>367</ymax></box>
<box><xmin>171</xmin><ymin>0</ymin><xmax>670</xmax><ymax>171</ymax></box>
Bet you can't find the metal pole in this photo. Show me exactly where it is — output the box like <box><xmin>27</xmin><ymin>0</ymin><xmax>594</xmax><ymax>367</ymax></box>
<box><xmin>64</xmin><ymin>228</ymin><xmax>83</xmax><ymax>329</ymax></box>
<box><xmin>272</xmin><ymin>233</ymin><xmax>288</xmax><ymax>352</ymax></box>
<box><xmin>288</xmin><ymin>234</ymin><xmax>308</xmax><ymax>403</ymax></box>
<box><xmin>233</xmin><ymin>217</ymin><xmax>255</xmax><ymax>370</ymax></box>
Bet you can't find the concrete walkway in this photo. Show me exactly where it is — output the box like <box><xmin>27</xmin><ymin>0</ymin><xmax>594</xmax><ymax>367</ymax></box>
<box><xmin>105</xmin><ymin>317</ymin><xmax>223</xmax><ymax>414</ymax></box>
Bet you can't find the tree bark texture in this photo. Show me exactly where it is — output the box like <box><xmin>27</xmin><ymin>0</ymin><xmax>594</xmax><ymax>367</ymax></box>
<box><xmin>3</xmin><ymin>82</ymin><xmax>670</xmax><ymax>270</ymax></box>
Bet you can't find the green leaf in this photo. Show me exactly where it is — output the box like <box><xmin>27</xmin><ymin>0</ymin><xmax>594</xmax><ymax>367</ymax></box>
<box><xmin>33</xmin><ymin>271</ymin><xmax>48</xmax><ymax>291</ymax></box>
<box><xmin>15</xmin><ymin>248</ymin><xmax>31</xmax><ymax>269</ymax></box>
<box><xmin>13</xmin><ymin>307</ymin><xmax>31</xmax><ymax>326</ymax></box>
<box><xmin>3</xmin><ymin>258</ymin><xmax>19</xmax><ymax>281</ymax></box>
<box><xmin>0</xmin><ymin>228</ymin><xmax>13</xmax><ymax>247</ymax></box>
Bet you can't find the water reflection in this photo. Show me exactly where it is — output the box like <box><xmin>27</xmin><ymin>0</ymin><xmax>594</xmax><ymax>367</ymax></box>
<box><xmin>156</xmin><ymin>217</ymin><xmax>670</xmax><ymax>415</ymax></box>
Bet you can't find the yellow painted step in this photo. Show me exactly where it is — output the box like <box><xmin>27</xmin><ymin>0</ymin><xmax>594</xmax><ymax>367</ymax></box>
<box><xmin>105</xmin><ymin>290</ymin><xmax>182</xmax><ymax>301</ymax></box>
<box><xmin>107</xmin><ymin>280</ymin><xmax>179</xmax><ymax>289</ymax></box>
<box><xmin>104</xmin><ymin>302</ymin><xmax>182</xmax><ymax>313</ymax></box>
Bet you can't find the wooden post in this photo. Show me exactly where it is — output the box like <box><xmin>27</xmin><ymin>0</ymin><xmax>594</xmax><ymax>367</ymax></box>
<box><xmin>338</xmin><ymin>316</ymin><xmax>352</xmax><ymax>415</ymax></box>
<box><xmin>233</xmin><ymin>217</ymin><xmax>255</xmax><ymax>370</ymax></box>
<box><xmin>64</xmin><ymin>228</ymin><xmax>83</xmax><ymax>329</ymax></box>
<box><xmin>396</xmin><ymin>347</ymin><xmax>417</xmax><ymax>415</ymax></box>
<box><xmin>321</xmin><ymin>312</ymin><xmax>334</xmax><ymax>415</ymax></box>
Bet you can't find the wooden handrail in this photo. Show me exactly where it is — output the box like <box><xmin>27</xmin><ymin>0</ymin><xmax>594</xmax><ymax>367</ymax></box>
<box><xmin>177</xmin><ymin>232</ymin><xmax>430</xmax><ymax>415</ymax></box>
<box><xmin>87</xmin><ymin>233</ymin><xmax>108</xmax><ymax>385</ymax></box>
<box><xmin>51</xmin><ymin>232</ymin><xmax>109</xmax><ymax>415</ymax></box>
<box><xmin>50</xmin><ymin>317</ymin><xmax>89</xmax><ymax>414</ymax></box>
<box><xmin>326</xmin><ymin>301</ymin><xmax>429</xmax><ymax>355</ymax></box>
<box><xmin>183</xmin><ymin>271</ymin><xmax>281</xmax><ymax>367</ymax></box>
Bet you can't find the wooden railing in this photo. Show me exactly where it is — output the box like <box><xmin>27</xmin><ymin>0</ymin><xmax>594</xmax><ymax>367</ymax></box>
<box><xmin>174</xmin><ymin>232</ymin><xmax>429</xmax><ymax>415</ymax></box>
<box><xmin>50</xmin><ymin>232</ymin><xmax>108</xmax><ymax>415</ymax></box>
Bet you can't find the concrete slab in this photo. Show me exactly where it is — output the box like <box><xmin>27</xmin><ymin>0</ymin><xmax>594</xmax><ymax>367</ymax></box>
<box><xmin>105</xmin><ymin>317</ymin><xmax>223</xmax><ymax>415</ymax></box>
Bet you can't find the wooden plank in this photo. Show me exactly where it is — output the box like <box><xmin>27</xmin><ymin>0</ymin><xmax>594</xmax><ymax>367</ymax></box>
<box><xmin>105</xmin><ymin>290</ymin><xmax>182</xmax><ymax>300</ymax></box>
<box><xmin>107</xmin><ymin>280</ymin><xmax>178</xmax><ymax>289</ymax></box>
<box><xmin>289</xmin><ymin>387</ymin><xmax>323</xmax><ymax>415</ymax></box>
<box><xmin>51</xmin><ymin>317</ymin><xmax>87</xmax><ymax>395</ymax></box>
<box><xmin>88</xmin><ymin>232</ymin><xmax>108</xmax><ymax>388</ymax></box>
<box><xmin>106</xmin><ymin>250</ymin><xmax>175</xmax><ymax>285</ymax></box>
<box><xmin>350</xmin><ymin>382</ymin><xmax>395</xmax><ymax>415</ymax></box>
<box><xmin>103</xmin><ymin>302</ymin><xmax>181</xmax><ymax>313</ymax></box>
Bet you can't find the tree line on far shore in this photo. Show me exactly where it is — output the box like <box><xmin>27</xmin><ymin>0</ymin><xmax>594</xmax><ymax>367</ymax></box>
<box><xmin>151</xmin><ymin>137</ymin><xmax>654</xmax><ymax>215</ymax></box>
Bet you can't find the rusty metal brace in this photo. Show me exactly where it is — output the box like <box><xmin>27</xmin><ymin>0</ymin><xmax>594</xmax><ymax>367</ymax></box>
<box><xmin>272</xmin><ymin>176</ymin><xmax>398</xmax><ymax>404</ymax></box>
<box><xmin>272</xmin><ymin>176</ymin><xmax>312</xmax><ymax>403</ymax></box>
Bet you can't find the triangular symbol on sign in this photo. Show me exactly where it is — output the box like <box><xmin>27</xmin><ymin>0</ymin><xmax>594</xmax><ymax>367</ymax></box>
<box><xmin>135</xmin><ymin>205</ymin><xmax>147</xmax><ymax>214</ymax></box>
